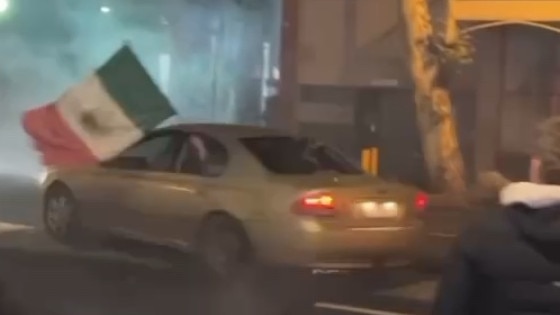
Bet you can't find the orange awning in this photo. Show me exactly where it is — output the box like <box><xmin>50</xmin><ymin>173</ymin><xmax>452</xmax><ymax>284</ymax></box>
<box><xmin>451</xmin><ymin>0</ymin><xmax>560</xmax><ymax>21</ymax></box>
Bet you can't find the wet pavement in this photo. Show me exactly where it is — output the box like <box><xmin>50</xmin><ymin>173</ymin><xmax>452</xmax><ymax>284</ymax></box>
<box><xmin>0</xmin><ymin>174</ymin><xmax>438</xmax><ymax>315</ymax></box>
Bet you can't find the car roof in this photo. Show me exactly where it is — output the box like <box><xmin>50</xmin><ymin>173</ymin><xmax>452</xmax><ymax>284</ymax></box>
<box><xmin>162</xmin><ymin>123</ymin><xmax>293</xmax><ymax>139</ymax></box>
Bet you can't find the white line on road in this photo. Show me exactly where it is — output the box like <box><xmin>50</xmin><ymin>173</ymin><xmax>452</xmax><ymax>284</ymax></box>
<box><xmin>0</xmin><ymin>222</ymin><xmax>34</xmax><ymax>232</ymax></box>
<box><xmin>374</xmin><ymin>280</ymin><xmax>437</xmax><ymax>302</ymax></box>
<box><xmin>315</xmin><ymin>302</ymin><xmax>411</xmax><ymax>315</ymax></box>
<box><xmin>428</xmin><ymin>232</ymin><xmax>456</xmax><ymax>238</ymax></box>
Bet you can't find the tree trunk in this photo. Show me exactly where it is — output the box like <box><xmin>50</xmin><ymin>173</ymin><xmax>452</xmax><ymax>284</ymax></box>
<box><xmin>402</xmin><ymin>0</ymin><xmax>466</xmax><ymax>192</ymax></box>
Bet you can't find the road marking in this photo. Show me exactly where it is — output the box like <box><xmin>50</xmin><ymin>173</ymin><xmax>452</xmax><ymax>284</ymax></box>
<box><xmin>0</xmin><ymin>222</ymin><xmax>170</xmax><ymax>268</ymax></box>
<box><xmin>312</xmin><ymin>269</ymin><xmax>350</xmax><ymax>275</ymax></box>
<box><xmin>375</xmin><ymin>280</ymin><xmax>437</xmax><ymax>302</ymax></box>
<box><xmin>0</xmin><ymin>222</ymin><xmax>34</xmax><ymax>232</ymax></box>
<box><xmin>315</xmin><ymin>302</ymin><xmax>410</xmax><ymax>315</ymax></box>
<box><xmin>428</xmin><ymin>232</ymin><xmax>456</xmax><ymax>238</ymax></box>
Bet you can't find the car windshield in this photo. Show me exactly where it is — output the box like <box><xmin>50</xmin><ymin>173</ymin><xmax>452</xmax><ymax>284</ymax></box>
<box><xmin>240</xmin><ymin>136</ymin><xmax>364</xmax><ymax>175</ymax></box>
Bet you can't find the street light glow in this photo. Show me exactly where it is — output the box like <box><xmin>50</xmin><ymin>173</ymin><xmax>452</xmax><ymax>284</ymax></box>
<box><xmin>0</xmin><ymin>0</ymin><xmax>9</xmax><ymax>14</ymax></box>
<box><xmin>100</xmin><ymin>6</ymin><xmax>111</xmax><ymax>14</ymax></box>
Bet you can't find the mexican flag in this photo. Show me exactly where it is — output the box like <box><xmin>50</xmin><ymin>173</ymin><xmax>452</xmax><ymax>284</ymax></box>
<box><xmin>22</xmin><ymin>46</ymin><xmax>176</xmax><ymax>166</ymax></box>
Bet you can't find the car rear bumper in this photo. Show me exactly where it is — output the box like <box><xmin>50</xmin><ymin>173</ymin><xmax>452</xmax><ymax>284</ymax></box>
<box><xmin>255</xmin><ymin>221</ymin><xmax>422</xmax><ymax>268</ymax></box>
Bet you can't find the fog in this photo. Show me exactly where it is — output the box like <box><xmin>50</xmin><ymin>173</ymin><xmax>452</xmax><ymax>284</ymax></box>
<box><xmin>0</xmin><ymin>0</ymin><xmax>280</xmax><ymax>179</ymax></box>
<box><xmin>0</xmin><ymin>1</ymin><xmax>172</xmax><ymax>178</ymax></box>
<box><xmin>0</xmin><ymin>33</ymin><xmax>73</xmax><ymax>178</ymax></box>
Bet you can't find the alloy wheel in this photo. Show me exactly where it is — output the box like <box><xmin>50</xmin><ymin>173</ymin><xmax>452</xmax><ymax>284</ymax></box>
<box><xmin>45</xmin><ymin>195</ymin><xmax>73</xmax><ymax>237</ymax></box>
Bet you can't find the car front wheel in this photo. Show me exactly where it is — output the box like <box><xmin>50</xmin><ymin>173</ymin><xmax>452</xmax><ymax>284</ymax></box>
<box><xmin>43</xmin><ymin>186</ymin><xmax>83</xmax><ymax>245</ymax></box>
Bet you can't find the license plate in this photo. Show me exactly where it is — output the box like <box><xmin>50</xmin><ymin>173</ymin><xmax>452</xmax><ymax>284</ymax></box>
<box><xmin>354</xmin><ymin>201</ymin><xmax>400</xmax><ymax>218</ymax></box>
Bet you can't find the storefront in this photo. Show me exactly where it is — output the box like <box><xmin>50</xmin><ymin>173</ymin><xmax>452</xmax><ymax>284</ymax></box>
<box><xmin>297</xmin><ymin>84</ymin><xmax>436</xmax><ymax>189</ymax></box>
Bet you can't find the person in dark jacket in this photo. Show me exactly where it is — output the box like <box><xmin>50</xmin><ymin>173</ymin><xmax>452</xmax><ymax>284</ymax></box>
<box><xmin>0</xmin><ymin>281</ymin><xmax>24</xmax><ymax>315</ymax></box>
<box><xmin>433</xmin><ymin>116</ymin><xmax>560</xmax><ymax>315</ymax></box>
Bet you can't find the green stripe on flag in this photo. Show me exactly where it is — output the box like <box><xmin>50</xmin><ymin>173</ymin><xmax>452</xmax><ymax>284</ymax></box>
<box><xmin>96</xmin><ymin>46</ymin><xmax>176</xmax><ymax>131</ymax></box>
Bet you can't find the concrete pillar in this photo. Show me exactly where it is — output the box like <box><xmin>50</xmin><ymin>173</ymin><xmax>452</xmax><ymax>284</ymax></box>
<box><xmin>270</xmin><ymin>0</ymin><xmax>299</xmax><ymax>132</ymax></box>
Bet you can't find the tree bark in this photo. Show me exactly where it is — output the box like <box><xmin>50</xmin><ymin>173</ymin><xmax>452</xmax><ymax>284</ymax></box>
<box><xmin>402</xmin><ymin>0</ymin><xmax>466</xmax><ymax>192</ymax></box>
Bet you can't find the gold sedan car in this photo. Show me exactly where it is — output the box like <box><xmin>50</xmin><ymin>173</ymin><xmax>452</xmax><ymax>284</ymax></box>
<box><xmin>41</xmin><ymin>124</ymin><xmax>425</xmax><ymax>275</ymax></box>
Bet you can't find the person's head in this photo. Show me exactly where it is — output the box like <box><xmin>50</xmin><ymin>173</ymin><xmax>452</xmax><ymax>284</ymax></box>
<box><xmin>188</xmin><ymin>135</ymin><xmax>207</xmax><ymax>160</ymax></box>
<box><xmin>531</xmin><ymin>116</ymin><xmax>560</xmax><ymax>184</ymax></box>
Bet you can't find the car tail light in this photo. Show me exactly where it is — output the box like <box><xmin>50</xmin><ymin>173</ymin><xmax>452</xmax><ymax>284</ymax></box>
<box><xmin>293</xmin><ymin>192</ymin><xmax>337</xmax><ymax>216</ymax></box>
<box><xmin>415</xmin><ymin>192</ymin><xmax>429</xmax><ymax>211</ymax></box>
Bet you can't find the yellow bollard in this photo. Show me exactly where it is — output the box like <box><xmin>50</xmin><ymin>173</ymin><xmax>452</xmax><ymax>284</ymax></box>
<box><xmin>361</xmin><ymin>147</ymin><xmax>379</xmax><ymax>175</ymax></box>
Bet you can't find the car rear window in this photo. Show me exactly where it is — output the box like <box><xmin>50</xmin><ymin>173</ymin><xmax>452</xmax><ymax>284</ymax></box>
<box><xmin>240</xmin><ymin>136</ymin><xmax>364</xmax><ymax>175</ymax></box>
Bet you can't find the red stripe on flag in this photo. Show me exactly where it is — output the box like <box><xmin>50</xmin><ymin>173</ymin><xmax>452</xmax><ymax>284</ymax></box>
<box><xmin>22</xmin><ymin>103</ymin><xmax>98</xmax><ymax>167</ymax></box>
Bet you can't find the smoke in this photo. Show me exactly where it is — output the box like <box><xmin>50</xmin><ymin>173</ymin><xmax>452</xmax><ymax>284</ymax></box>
<box><xmin>0</xmin><ymin>33</ymin><xmax>73</xmax><ymax>177</ymax></box>
<box><xmin>0</xmin><ymin>1</ymin><xmax>170</xmax><ymax>177</ymax></box>
<box><xmin>0</xmin><ymin>0</ymin><xmax>280</xmax><ymax>178</ymax></box>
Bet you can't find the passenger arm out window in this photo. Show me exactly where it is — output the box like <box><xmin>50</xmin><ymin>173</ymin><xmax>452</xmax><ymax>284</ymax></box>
<box><xmin>177</xmin><ymin>133</ymin><xmax>229</xmax><ymax>177</ymax></box>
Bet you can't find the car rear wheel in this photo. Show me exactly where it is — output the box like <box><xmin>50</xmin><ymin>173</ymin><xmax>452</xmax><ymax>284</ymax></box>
<box><xmin>43</xmin><ymin>186</ymin><xmax>83</xmax><ymax>244</ymax></box>
<box><xmin>196</xmin><ymin>215</ymin><xmax>252</xmax><ymax>279</ymax></box>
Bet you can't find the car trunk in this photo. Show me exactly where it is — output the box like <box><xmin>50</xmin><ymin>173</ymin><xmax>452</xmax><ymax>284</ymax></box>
<box><xmin>272</xmin><ymin>173</ymin><xmax>418</xmax><ymax>229</ymax></box>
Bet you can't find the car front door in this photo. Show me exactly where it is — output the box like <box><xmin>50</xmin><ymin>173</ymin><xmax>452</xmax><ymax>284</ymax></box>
<box><xmin>89</xmin><ymin>131</ymin><xmax>184</xmax><ymax>235</ymax></box>
<box><xmin>125</xmin><ymin>132</ymin><xmax>230</xmax><ymax>246</ymax></box>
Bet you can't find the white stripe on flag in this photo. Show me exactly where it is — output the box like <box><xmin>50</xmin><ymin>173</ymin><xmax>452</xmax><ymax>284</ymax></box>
<box><xmin>57</xmin><ymin>75</ymin><xmax>143</xmax><ymax>160</ymax></box>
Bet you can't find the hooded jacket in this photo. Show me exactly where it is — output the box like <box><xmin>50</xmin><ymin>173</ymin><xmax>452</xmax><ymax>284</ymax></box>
<box><xmin>0</xmin><ymin>281</ymin><xmax>25</xmax><ymax>315</ymax></box>
<box><xmin>433</xmin><ymin>182</ymin><xmax>560</xmax><ymax>315</ymax></box>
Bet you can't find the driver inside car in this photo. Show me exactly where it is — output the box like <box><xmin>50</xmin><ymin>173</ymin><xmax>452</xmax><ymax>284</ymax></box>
<box><xmin>178</xmin><ymin>135</ymin><xmax>208</xmax><ymax>175</ymax></box>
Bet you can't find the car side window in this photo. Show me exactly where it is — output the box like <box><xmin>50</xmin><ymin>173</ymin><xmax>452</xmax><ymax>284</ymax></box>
<box><xmin>103</xmin><ymin>132</ymin><xmax>182</xmax><ymax>172</ymax></box>
<box><xmin>177</xmin><ymin>133</ymin><xmax>228</xmax><ymax>177</ymax></box>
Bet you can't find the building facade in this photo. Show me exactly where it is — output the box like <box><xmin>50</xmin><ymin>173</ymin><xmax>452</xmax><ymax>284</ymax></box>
<box><xmin>285</xmin><ymin>0</ymin><xmax>428</xmax><ymax>186</ymax></box>
<box><xmin>281</xmin><ymin>0</ymin><xmax>560</xmax><ymax>184</ymax></box>
<box><xmin>453</xmin><ymin>0</ymin><xmax>560</xmax><ymax>180</ymax></box>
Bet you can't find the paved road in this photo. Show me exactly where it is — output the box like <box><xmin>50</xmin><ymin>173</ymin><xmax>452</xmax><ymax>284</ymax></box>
<box><xmin>0</xmin><ymin>174</ymin><xmax>438</xmax><ymax>315</ymax></box>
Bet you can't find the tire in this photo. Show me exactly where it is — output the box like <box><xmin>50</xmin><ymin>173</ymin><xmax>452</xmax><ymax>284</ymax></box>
<box><xmin>196</xmin><ymin>215</ymin><xmax>252</xmax><ymax>279</ymax></box>
<box><xmin>43</xmin><ymin>185</ymin><xmax>84</xmax><ymax>245</ymax></box>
